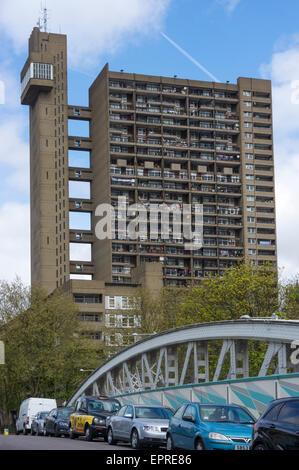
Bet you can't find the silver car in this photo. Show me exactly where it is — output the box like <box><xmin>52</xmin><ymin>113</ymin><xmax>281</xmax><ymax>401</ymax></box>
<box><xmin>31</xmin><ymin>411</ymin><xmax>49</xmax><ymax>436</ymax></box>
<box><xmin>106</xmin><ymin>405</ymin><xmax>173</xmax><ymax>449</ymax></box>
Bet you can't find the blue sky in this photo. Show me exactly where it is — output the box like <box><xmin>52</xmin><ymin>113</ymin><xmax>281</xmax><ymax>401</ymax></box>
<box><xmin>0</xmin><ymin>0</ymin><xmax>298</xmax><ymax>283</ymax></box>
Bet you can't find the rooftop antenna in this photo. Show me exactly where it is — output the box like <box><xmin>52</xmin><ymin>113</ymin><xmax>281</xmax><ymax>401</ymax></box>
<box><xmin>42</xmin><ymin>3</ymin><xmax>49</xmax><ymax>33</ymax></box>
<box><xmin>37</xmin><ymin>2</ymin><xmax>49</xmax><ymax>32</ymax></box>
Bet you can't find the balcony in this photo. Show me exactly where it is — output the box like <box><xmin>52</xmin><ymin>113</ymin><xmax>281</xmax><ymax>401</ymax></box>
<box><xmin>68</xmin><ymin>136</ymin><xmax>92</xmax><ymax>151</ymax></box>
<box><xmin>111</xmin><ymin>176</ymin><xmax>136</xmax><ymax>187</ymax></box>
<box><xmin>69</xmin><ymin>198</ymin><xmax>93</xmax><ymax>212</ymax></box>
<box><xmin>69</xmin><ymin>230</ymin><xmax>94</xmax><ymax>243</ymax></box>
<box><xmin>69</xmin><ymin>168</ymin><xmax>93</xmax><ymax>182</ymax></box>
<box><xmin>70</xmin><ymin>262</ymin><xmax>95</xmax><ymax>275</ymax></box>
<box><xmin>21</xmin><ymin>62</ymin><xmax>54</xmax><ymax>105</ymax></box>
<box><xmin>68</xmin><ymin>105</ymin><xmax>92</xmax><ymax>121</ymax></box>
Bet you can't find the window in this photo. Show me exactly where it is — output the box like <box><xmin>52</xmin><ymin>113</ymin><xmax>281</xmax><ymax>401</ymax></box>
<box><xmin>243</xmin><ymin>91</ymin><xmax>251</xmax><ymax>97</ymax></box>
<box><xmin>173</xmin><ymin>406</ymin><xmax>186</xmax><ymax>420</ymax></box>
<box><xmin>277</xmin><ymin>401</ymin><xmax>299</xmax><ymax>425</ymax></box>
<box><xmin>117</xmin><ymin>406</ymin><xmax>128</xmax><ymax>417</ymax></box>
<box><xmin>247</xmin><ymin>217</ymin><xmax>255</xmax><ymax>223</ymax></box>
<box><xmin>245</xmin><ymin>143</ymin><xmax>253</xmax><ymax>149</ymax></box>
<box><xmin>21</xmin><ymin>62</ymin><xmax>54</xmax><ymax>94</ymax></box>
<box><xmin>244</xmin><ymin>133</ymin><xmax>252</xmax><ymax>139</ymax></box>
<box><xmin>246</xmin><ymin>174</ymin><xmax>254</xmax><ymax>180</ymax></box>
<box><xmin>248</xmin><ymin>238</ymin><xmax>256</xmax><ymax>244</ymax></box>
<box><xmin>244</xmin><ymin>122</ymin><xmax>252</xmax><ymax>128</ymax></box>
<box><xmin>105</xmin><ymin>295</ymin><xmax>134</xmax><ymax>310</ymax></box>
<box><xmin>244</xmin><ymin>112</ymin><xmax>252</xmax><ymax>117</ymax></box>
<box><xmin>248</xmin><ymin>227</ymin><xmax>256</xmax><ymax>233</ymax></box>
<box><xmin>74</xmin><ymin>294</ymin><xmax>102</xmax><ymax>304</ymax></box>
<box><xmin>248</xmin><ymin>249</ymin><xmax>256</xmax><ymax>255</ymax></box>
<box><xmin>244</xmin><ymin>101</ymin><xmax>252</xmax><ymax>107</ymax></box>
<box><xmin>246</xmin><ymin>153</ymin><xmax>253</xmax><ymax>160</ymax></box>
<box><xmin>247</xmin><ymin>196</ymin><xmax>255</xmax><ymax>202</ymax></box>
<box><xmin>263</xmin><ymin>403</ymin><xmax>284</xmax><ymax>422</ymax></box>
<box><xmin>246</xmin><ymin>185</ymin><xmax>255</xmax><ymax>191</ymax></box>
<box><xmin>246</xmin><ymin>164</ymin><xmax>254</xmax><ymax>170</ymax></box>
<box><xmin>79</xmin><ymin>313</ymin><xmax>103</xmax><ymax>322</ymax></box>
<box><xmin>183</xmin><ymin>405</ymin><xmax>197</xmax><ymax>421</ymax></box>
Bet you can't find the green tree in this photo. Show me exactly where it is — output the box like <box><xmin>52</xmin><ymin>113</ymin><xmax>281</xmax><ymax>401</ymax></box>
<box><xmin>176</xmin><ymin>262</ymin><xmax>279</xmax><ymax>326</ymax></box>
<box><xmin>0</xmin><ymin>282</ymin><xmax>98</xmax><ymax>427</ymax></box>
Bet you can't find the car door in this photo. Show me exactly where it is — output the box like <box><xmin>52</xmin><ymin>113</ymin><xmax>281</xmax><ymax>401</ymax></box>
<box><xmin>46</xmin><ymin>409</ymin><xmax>56</xmax><ymax>434</ymax></box>
<box><xmin>256</xmin><ymin>402</ymin><xmax>284</xmax><ymax>448</ymax></box>
<box><xmin>121</xmin><ymin>405</ymin><xmax>134</xmax><ymax>441</ymax></box>
<box><xmin>170</xmin><ymin>405</ymin><xmax>186</xmax><ymax>448</ymax></box>
<box><xmin>112</xmin><ymin>406</ymin><xmax>127</xmax><ymax>438</ymax></box>
<box><xmin>274</xmin><ymin>401</ymin><xmax>299</xmax><ymax>450</ymax></box>
<box><xmin>179</xmin><ymin>405</ymin><xmax>198</xmax><ymax>450</ymax></box>
<box><xmin>75</xmin><ymin>398</ymin><xmax>88</xmax><ymax>434</ymax></box>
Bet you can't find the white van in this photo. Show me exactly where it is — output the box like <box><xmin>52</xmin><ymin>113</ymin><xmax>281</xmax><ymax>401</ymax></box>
<box><xmin>16</xmin><ymin>398</ymin><xmax>57</xmax><ymax>435</ymax></box>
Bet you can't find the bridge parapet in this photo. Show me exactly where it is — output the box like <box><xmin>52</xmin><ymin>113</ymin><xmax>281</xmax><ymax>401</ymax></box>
<box><xmin>68</xmin><ymin>319</ymin><xmax>299</xmax><ymax>406</ymax></box>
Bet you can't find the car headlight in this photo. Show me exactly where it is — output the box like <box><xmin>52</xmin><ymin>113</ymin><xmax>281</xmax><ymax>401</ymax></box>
<box><xmin>143</xmin><ymin>426</ymin><xmax>161</xmax><ymax>432</ymax></box>
<box><xmin>209</xmin><ymin>432</ymin><xmax>230</xmax><ymax>441</ymax></box>
<box><xmin>93</xmin><ymin>418</ymin><xmax>106</xmax><ymax>425</ymax></box>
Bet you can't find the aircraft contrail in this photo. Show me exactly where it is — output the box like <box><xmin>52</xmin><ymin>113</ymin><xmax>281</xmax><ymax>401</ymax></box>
<box><xmin>161</xmin><ymin>32</ymin><xmax>220</xmax><ymax>83</ymax></box>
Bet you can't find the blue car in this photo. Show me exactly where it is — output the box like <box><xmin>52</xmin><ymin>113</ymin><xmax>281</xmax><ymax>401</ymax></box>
<box><xmin>166</xmin><ymin>402</ymin><xmax>255</xmax><ymax>451</ymax></box>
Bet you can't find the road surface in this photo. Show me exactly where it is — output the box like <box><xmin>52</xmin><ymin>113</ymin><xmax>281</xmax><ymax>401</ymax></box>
<box><xmin>0</xmin><ymin>434</ymin><xmax>131</xmax><ymax>451</ymax></box>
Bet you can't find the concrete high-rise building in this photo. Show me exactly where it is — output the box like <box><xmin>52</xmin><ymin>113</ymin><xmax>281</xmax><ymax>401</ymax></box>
<box><xmin>21</xmin><ymin>27</ymin><xmax>277</xmax><ymax>350</ymax></box>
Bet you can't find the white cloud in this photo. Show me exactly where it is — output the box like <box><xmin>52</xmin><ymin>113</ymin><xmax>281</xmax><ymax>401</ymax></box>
<box><xmin>261</xmin><ymin>44</ymin><xmax>299</xmax><ymax>280</ymax></box>
<box><xmin>0</xmin><ymin>202</ymin><xmax>30</xmax><ymax>283</ymax></box>
<box><xmin>0</xmin><ymin>117</ymin><xmax>29</xmax><ymax>195</ymax></box>
<box><xmin>0</xmin><ymin>0</ymin><xmax>171</xmax><ymax>68</ymax></box>
<box><xmin>216</xmin><ymin>0</ymin><xmax>240</xmax><ymax>13</ymax></box>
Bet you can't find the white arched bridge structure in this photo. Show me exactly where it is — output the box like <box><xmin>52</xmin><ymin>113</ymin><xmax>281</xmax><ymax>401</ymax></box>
<box><xmin>68</xmin><ymin>319</ymin><xmax>299</xmax><ymax>417</ymax></box>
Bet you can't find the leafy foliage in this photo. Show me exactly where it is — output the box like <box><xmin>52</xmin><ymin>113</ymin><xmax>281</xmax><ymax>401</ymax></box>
<box><xmin>0</xmin><ymin>281</ymin><xmax>98</xmax><ymax>426</ymax></box>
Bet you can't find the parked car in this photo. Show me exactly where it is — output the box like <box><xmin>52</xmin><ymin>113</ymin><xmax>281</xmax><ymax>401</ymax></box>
<box><xmin>16</xmin><ymin>398</ymin><xmax>57</xmax><ymax>435</ymax></box>
<box><xmin>69</xmin><ymin>396</ymin><xmax>121</xmax><ymax>441</ymax></box>
<box><xmin>251</xmin><ymin>397</ymin><xmax>299</xmax><ymax>450</ymax></box>
<box><xmin>166</xmin><ymin>402</ymin><xmax>255</xmax><ymax>450</ymax></box>
<box><xmin>31</xmin><ymin>411</ymin><xmax>49</xmax><ymax>436</ymax></box>
<box><xmin>44</xmin><ymin>408</ymin><xmax>74</xmax><ymax>437</ymax></box>
<box><xmin>107</xmin><ymin>404</ymin><xmax>173</xmax><ymax>449</ymax></box>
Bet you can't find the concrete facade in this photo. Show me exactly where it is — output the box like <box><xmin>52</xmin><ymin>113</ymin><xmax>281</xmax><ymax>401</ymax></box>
<box><xmin>21</xmin><ymin>28</ymin><xmax>277</xmax><ymax>353</ymax></box>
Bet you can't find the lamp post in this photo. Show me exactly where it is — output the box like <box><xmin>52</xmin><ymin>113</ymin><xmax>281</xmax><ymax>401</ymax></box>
<box><xmin>0</xmin><ymin>341</ymin><xmax>4</xmax><ymax>365</ymax></box>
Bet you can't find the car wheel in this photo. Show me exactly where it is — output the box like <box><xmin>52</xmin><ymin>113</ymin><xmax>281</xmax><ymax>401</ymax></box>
<box><xmin>166</xmin><ymin>434</ymin><xmax>175</xmax><ymax>451</ymax></box>
<box><xmin>54</xmin><ymin>426</ymin><xmax>60</xmax><ymax>438</ymax></box>
<box><xmin>31</xmin><ymin>428</ymin><xmax>36</xmax><ymax>436</ymax></box>
<box><xmin>195</xmin><ymin>437</ymin><xmax>205</xmax><ymax>450</ymax></box>
<box><xmin>85</xmin><ymin>425</ymin><xmax>93</xmax><ymax>442</ymax></box>
<box><xmin>107</xmin><ymin>427</ymin><xmax>117</xmax><ymax>445</ymax></box>
<box><xmin>131</xmin><ymin>429</ymin><xmax>141</xmax><ymax>449</ymax></box>
<box><xmin>253</xmin><ymin>443</ymin><xmax>267</xmax><ymax>450</ymax></box>
<box><xmin>69</xmin><ymin>427</ymin><xmax>78</xmax><ymax>439</ymax></box>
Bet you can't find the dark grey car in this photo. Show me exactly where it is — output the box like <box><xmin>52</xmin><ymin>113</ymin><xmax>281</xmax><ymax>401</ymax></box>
<box><xmin>106</xmin><ymin>405</ymin><xmax>173</xmax><ymax>449</ymax></box>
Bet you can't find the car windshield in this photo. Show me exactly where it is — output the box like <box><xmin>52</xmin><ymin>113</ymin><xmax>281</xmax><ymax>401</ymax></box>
<box><xmin>199</xmin><ymin>405</ymin><xmax>255</xmax><ymax>424</ymax></box>
<box><xmin>88</xmin><ymin>400</ymin><xmax>120</xmax><ymax>413</ymax></box>
<box><xmin>39</xmin><ymin>412</ymin><xmax>48</xmax><ymax>419</ymax></box>
<box><xmin>135</xmin><ymin>407</ymin><xmax>173</xmax><ymax>419</ymax></box>
<box><xmin>57</xmin><ymin>409</ymin><xmax>73</xmax><ymax>419</ymax></box>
